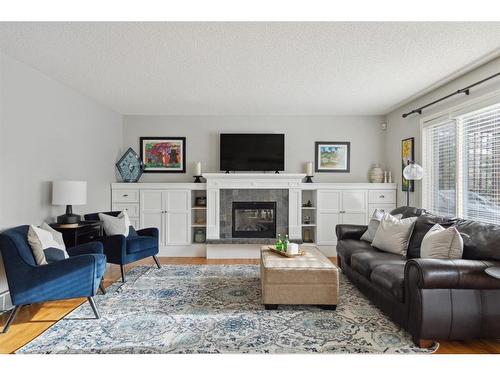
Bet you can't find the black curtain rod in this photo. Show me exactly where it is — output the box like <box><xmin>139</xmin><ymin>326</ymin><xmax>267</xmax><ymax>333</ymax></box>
<box><xmin>402</xmin><ymin>72</ymin><xmax>500</xmax><ymax>118</ymax></box>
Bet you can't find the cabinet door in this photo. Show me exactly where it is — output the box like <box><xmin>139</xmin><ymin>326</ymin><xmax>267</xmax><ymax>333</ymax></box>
<box><xmin>317</xmin><ymin>190</ymin><xmax>341</xmax><ymax>211</ymax></box>
<box><xmin>316</xmin><ymin>212</ymin><xmax>341</xmax><ymax>245</ymax></box>
<box><xmin>342</xmin><ymin>212</ymin><xmax>367</xmax><ymax>225</ymax></box>
<box><xmin>342</xmin><ymin>190</ymin><xmax>367</xmax><ymax>212</ymax></box>
<box><xmin>140</xmin><ymin>190</ymin><xmax>165</xmax><ymax>245</ymax></box>
<box><xmin>165</xmin><ymin>190</ymin><xmax>190</xmax><ymax>245</ymax></box>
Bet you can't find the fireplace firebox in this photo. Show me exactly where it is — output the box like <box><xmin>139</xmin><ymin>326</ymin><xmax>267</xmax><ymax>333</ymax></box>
<box><xmin>232</xmin><ymin>202</ymin><xmax>277</xmax><ymax>238</ymax></box>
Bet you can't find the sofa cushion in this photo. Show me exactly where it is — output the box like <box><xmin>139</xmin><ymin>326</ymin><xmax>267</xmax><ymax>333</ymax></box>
<box><xmin>407</xmin><ymin>213</ymin><xmax>459</xmax><ymax>259</ymax></box>
<box><xmin>126</xmin><ymin>236</ymin><xmax>158</xmax><ymax>254</ymax></box>
<box><xmin>455</xmin><ymin>219</ymin><xmax>500</xmax><ymax>261</ymax></box>
<box><xmin>390</xmin><ymin>206</ymin><xmax>427</xmax><ymax>219</ymax></box>
<box><xmin>337</xmin><ymin>239</ymin><xmax>378</xmax><ymax>267</ymax></box>
<box><xmin>351</xmin><ymin>251</ymin><xmax>404</xmax><ymax>279</ymax></box>
<box><xmin>370</xmin><ymin>263</ymin><xmax>406</xmax><ymax>302</ymax></box>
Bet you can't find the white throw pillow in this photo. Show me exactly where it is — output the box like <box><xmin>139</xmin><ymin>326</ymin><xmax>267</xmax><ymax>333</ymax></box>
<box><xmin>420</xmin><ymin>224</ymin><xmax>463</xmax><ymax>259</ymax></box>
<box><xmin>99</xmin><ymin>211</ymin><xmax>130</xmax><ymax>237</ymax></box>
<box><xmin>371</xmin><ymin>215</ymin><xmax>417</xmax><ymax>255</ymax></box>
<box><xmin>361</xmin><ymin>210</ymin><xmax>402</xmax><ymax>243</ymax></box>
<box><xmin>27</xmin><ymin>224</ymin><xmax>68</xmax><ymax>265</ymax></box>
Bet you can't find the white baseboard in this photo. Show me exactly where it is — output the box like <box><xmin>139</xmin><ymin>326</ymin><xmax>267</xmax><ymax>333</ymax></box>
<box><xmin>0</xmin><ymin>290</ymin><xmax>12</xmax><ymax>311</ymax></box>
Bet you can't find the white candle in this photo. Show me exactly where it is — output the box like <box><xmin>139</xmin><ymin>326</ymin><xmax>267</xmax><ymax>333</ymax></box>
<box><xmin>195</xmin><ymin>162</ymin><xmax>202</xmax><ymax>176</ymax></box>
<box><xmin>306</xmin><ymin>162</ymin><xmax>313</xmax><ymax>176</ymax></box>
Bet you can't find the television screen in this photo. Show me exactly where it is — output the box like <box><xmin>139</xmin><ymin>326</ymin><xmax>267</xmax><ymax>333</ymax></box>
<box><xmin>220</xmin><ymin>133</ymin><xmax>285</xmax><ymax>172</ymax></box>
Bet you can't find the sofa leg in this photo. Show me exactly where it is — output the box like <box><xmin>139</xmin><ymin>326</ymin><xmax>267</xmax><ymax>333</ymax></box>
<box><xmin>414</xmin><ymin>338</ymin><xmax>434</xmax><ymax>349</ymax></box>
<box><xmin>120</xmin><ymin>265</ymin><xmax>126</xmax><ymax>283</ymax></box>
<box><xmin>99</xmin><ymin>281</ymin><xmax>106</xmax><ymax>295</ymax></box>
<box><xmin>152</xmin><ymin>255</ymin><xmax>161</xmax><ymax>269</ymax></box>
<box><xmin>87</xmin><ymin>297</ymin><xmax>100</xmax><ymax>319</ymax></box>
<box><xmin>1</xmin><ymin>305</ymin><xmax>21</xmax><ymax>334</ymax></box>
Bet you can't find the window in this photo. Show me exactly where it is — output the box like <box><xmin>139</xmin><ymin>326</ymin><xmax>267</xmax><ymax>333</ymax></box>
<box><xmin>422</xmin><ymin>101</ymin><xmax>500</xmax><ymax>225</ymax></box>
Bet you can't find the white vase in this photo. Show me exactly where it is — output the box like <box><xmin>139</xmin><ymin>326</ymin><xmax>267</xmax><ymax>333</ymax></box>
<box><xmin>369</xmin><ymin>165</ymin><xmax>384</xmax><ymax>183</ymax></box>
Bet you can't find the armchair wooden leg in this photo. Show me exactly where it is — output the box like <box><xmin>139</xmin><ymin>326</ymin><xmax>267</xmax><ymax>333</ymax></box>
<box><xmin>152</xmin><ymin>255</ymin><xmax>161</xmax><ymax>269</ymax></box>
<box><xmin>99</xmin><ymin>281</ymin><xmax>106</xmax><ymax>295</ymax></box>
<box><xmin>120</xmin><ymin>265</ymin><xmax>126</xmax><ymax>283</ymax></box>
<box><xmin>87</xmin><ymin>297</ymin><xmax>100</xmax><ymax>319</ymax></box>
<box><xmin>2</xmin><ymin>305</ymin><xmax>21</xmax><ymax>334</ymax></box>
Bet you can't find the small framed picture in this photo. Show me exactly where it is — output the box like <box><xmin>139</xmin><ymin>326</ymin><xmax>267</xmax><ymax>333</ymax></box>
<box><xmin>315</xmin><ymin>142</ymin><xmax>351</xmax><ymax>173</ymax></box>
<box><xmin>401</xmin><ymin>137</ymin><xmax>415</xmax><ymax>192</ymax></box>
<box><xmin>140</xmin><ymin>137</ymin><xmax>186</xmax><ymax>173</ymax></box>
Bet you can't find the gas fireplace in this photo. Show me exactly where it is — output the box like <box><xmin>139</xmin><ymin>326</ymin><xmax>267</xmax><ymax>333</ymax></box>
<box><xmin>232</xmin><ymin>201</ymin><xmax>277</xmax><ymax>238</ymax></box>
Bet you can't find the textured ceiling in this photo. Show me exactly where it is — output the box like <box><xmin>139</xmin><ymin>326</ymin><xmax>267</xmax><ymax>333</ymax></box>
<box><xmin>1</xmin><ymin>22</ymin><xmax>500</xmax><ymax>115</ymax></box>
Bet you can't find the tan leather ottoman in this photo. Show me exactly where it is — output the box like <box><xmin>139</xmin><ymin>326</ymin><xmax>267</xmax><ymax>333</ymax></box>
<box><xmin>260</xmin><ymin>246</ymin><xmax>339</xmax><ymax>310</ymax></box>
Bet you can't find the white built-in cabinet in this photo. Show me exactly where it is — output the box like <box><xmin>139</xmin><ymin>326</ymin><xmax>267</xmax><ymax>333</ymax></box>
<box><xmin>111</xmin><ymin>181</ymin><xmax>397</xmax><ymax>257</ymax></box>
<box><xmin>140</xmin><ymin>189</ymin><xmax>191</xmax><ymax>246</ymax></box>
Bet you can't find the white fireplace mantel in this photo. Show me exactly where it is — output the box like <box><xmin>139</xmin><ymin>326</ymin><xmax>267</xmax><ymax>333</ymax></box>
<box><xmin>204</xmin><ymin>173</ymin><xmax>306</xmax><ymax>240</ymax></box>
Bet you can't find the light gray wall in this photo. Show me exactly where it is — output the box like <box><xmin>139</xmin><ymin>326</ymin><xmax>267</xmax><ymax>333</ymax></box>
<box><xmin>123</xmin><ymin>115</ymin><xmax>387</xmax><ymax>183</ymax></box>
<box><xmin>0</xmin><ymin>52</ymin><xmax>123</xmax><ymax>309</ymax></box>
<box><xmin>384</xmin><ymin>56</ymin><xmax>500</xmax><ymax>207</ymax></box>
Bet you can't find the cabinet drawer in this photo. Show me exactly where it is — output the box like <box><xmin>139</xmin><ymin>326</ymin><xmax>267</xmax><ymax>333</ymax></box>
<box><xmin>113</xmin><ymin>189</ymin><xmax>140</xmax><ymax>203</ymax></box>
<box><xmin>112</xmin><ymin>203</ymin><xmax>140</xmax><ymax>217</ymax></box>
<box><xmin>368</xmin><ymin>190</ymin><xmax>396</xmax><ymax>204</ymax></box>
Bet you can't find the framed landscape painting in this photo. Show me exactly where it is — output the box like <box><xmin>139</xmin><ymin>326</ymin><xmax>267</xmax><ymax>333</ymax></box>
<box><xmin>140</xmin><ymin>137</ymin><xmax>186</xmax><ymax>173</ymax></box>
<box><xmin>315</xmin><ymin>141</ymin><xmax>350</xmax><ymax>173</ymax></box>
<box><xmin>401</xmin><ymin>137</ymin><xmax>414</xmax><ymax>192</ymax></box>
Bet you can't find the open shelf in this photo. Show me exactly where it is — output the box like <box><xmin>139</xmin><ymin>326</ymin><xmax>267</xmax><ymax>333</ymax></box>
<box><xmin>301</xmin><ymin>224</ymin><xmax>316</xmax><ymax>227</ymax></box>
<box><xmin>301</xmin><ymin>206</ymin><xmax>316</xmax><ymax>210</ymax></box>
<box><xmin>192</xmin><ymin>206</ymin><xmax>207</xmax><ymax>210</ymax></box>
<box><xmin>191</xmin><ymin>224</ymin><xmax>206</xmax><ymax>227</ymax></box>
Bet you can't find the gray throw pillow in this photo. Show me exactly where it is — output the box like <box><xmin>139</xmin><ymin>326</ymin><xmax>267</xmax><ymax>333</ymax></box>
<box><xmin>420</xmin><ymin>224</ymin><xmax>463</xmax><ymax>259</ymax></box>
<box><xmin>361</xmin><ymin>209</ymin><xmax>402</xmax><ymax>243</ymax></box>
<box><xmin>371</xmin><ymin>215</ymin><xmax>418</xmax><ymax>255</ymax></box>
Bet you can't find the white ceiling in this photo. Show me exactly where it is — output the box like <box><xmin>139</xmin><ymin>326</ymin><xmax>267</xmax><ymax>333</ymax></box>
<box><xmin>1</xmin><ymin>22</ymin><xmax>500</xmax><ymax>115</ymax></box>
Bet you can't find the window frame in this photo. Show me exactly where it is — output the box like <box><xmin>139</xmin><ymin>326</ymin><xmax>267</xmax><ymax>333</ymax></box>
<box><xmin>420</xmin><ymin>89</ymin><xmax>500</xmax><ymax>221</ymax></box>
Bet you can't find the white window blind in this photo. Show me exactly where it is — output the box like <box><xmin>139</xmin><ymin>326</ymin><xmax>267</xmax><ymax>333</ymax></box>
<box><xmin>422</xmin><ymin>119</ymin><xmax>457</xmax><ymax>216</ymax></box>
<box><xmin>460</xmin><ymin>103</ymin><xmax>500</xmax><ymax>225</ymax></box>
<box><xmin>422</xmin><ymin>100</ymin><xmax>500</xmax><ymax>225</ymax></box>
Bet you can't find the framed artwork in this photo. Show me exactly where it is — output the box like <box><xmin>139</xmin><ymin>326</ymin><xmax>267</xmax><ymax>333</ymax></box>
<box><xmin>315</xmin><ymin>141</ymin><xmax>350</xmax><ymax>173</ymax></box>
<box><xmin>401</xmin><ymin>137</ymin><xmax>415</xmax><ymax>192</ymax></box>
<box><xmin>140</xmin><ymin>137</ymin><xmax>186</xmax><ymax>173</ymax></box>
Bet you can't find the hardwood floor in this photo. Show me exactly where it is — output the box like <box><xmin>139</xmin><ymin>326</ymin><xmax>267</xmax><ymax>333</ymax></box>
<box><xmin>1</xmin><ymin>257</ymin><xmax>499</xmax><ymax>354</ymax></box>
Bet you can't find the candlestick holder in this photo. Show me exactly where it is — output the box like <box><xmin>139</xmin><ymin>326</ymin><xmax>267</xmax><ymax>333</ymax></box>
<box><xmin>305</xmin><ymin>176</ymin><xmax>314</xmax><ymax>183</ymax></box>
<box><xmin>193</xmin><ymin>175</ymin><xmax>203</xmax><ymax>183</ymax></box>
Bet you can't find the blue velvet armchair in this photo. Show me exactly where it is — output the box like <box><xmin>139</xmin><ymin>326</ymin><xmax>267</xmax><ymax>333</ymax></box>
<box><xmin>0</xmin><ymin>225</ymin><xmax>106</xmax><ymax>333</ymax></box>
<box><xmin>84</xmin><ymin>211</ymin><xmax>160</xmax><ymax>282</ymax></box>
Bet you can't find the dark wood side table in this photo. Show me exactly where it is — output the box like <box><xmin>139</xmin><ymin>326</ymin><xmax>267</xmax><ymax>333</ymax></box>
<box><xmin>49</xmin><ymin>221</ymin><xmax>103</xmax><ymax>248</ymax></box>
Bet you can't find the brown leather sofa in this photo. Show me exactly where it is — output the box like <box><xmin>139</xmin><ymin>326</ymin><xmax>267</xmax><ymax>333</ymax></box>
<box><xmin>336</xmin><ymin>206</ymin><xmax>500</xmax><ymax>347</ymax></box>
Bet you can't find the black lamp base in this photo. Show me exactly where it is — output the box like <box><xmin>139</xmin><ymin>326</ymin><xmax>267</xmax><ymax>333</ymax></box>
<box><xmin>193</xmin><ymin>175</ymin><xmax>203</xmax><ymax>183</ymax></box>
<box><xmin>57</xmin><ymin>205</ymin><xmax>81</xmax><ymax>224</ymax></box>
<box><xmin>305</xmin><ymin>176</ymin><xmax>314</xmax><ymax>183</ymax></box>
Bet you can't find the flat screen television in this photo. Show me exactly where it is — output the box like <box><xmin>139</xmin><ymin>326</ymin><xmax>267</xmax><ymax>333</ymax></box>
<box><xmin>220</xmin><ymin>133</ymin><xmax>285</xmax><ymax>172</ymax></box>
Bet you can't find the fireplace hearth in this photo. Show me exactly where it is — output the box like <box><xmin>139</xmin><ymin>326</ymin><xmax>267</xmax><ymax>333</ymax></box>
<box><xmin>232</xmin><ymin>201</ymin><xmax>277</xmax><ymax>238</ymax></box>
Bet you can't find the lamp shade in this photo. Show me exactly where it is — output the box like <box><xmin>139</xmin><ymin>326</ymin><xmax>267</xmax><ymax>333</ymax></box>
<box><xmin>403</xmin><ymin>162</ymin><xmax>424</xmax><ymax>181</ymax></box>
<box><xmin>52</xmin><ymin>181</ymin><xmax>87</xmax><ymax>205</ymax></box>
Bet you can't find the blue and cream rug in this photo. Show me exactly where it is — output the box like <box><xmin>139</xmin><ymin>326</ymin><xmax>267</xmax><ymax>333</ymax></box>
<box><xmin>17</xmin><ymin>265</ymin><xmax>436</xmax><ymax>354</ymax></box>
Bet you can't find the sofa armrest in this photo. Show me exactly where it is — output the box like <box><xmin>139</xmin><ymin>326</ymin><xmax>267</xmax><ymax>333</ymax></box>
<box><xmin>136</xmin><ymin>227</ymin><xmax>159</xmax><ymax>239</ymax></box>
<box><xmin>405</xmin><ymin>258</ymin><xmax>500</xmax><ymax>290</ymax></box>
<box><xmin>67</xmin><ymin>241</ymin><xmax>104</xmax><ymax>257</ymax></box>
<box><xmin>335</xmin><ymin>224</ymin><xmax>367</xmax><ymax>241</ymax></box>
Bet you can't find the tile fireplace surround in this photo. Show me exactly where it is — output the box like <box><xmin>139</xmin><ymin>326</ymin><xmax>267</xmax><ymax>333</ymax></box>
<box><xmin>204</xmin><ymin>173</ymin><xmax>305</xmax><ymax>243</ymax></box>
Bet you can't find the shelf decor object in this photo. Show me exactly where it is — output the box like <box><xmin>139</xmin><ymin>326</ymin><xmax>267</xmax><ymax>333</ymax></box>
<box><xmin>193</xmin><ymin>161</ymin><xmax>203</xmax><ymax>183</ymax></box>
<box><xmin>315</xmin><ymin>141</ymin><xmax>350</xmax><ymax>173</ymax></box>
<box><xmin>402</xmin><ymin>161</ymin><xmax>424</xmax><ymax>206</ymax></box>
<box><xmin>305</xmin><ymin>162</ymin><xmax>314</xmax><ymax>183</ymax></box>
<box><xmin>369</xmin><ymin>164</ymin><xmax>384</xmax><ymax>183</ymax></box>
<box><xmin>116</xmin><ymin>147</ymin><xmax>144</xmax><ymax>183</ymax></box>
<box><xmin>140</xmin><ymin>137</ymin><xmax>186</xmax><ymax>173</ymax></box>
<box><xmin>52</xmin><ymin>180</ymin><xmax>87</xmax><ymax>224</ymax></box>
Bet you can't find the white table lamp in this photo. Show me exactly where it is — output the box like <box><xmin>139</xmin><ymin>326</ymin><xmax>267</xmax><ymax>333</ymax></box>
<box><xmin>402</xmin><ymin>161</ymin><xmax>424</xmax><ymax>206</ymax></box>
<box><xmin>52</xmin><ymin>180</ymin><xmax>87</xmax><ymax>224</ymax></box>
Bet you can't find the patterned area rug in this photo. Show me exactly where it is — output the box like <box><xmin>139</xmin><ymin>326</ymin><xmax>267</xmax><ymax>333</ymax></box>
<box><xmin>17</xmin><ymin>265</ymin><xmax>436</xmax><ymax>354</ymax></box>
